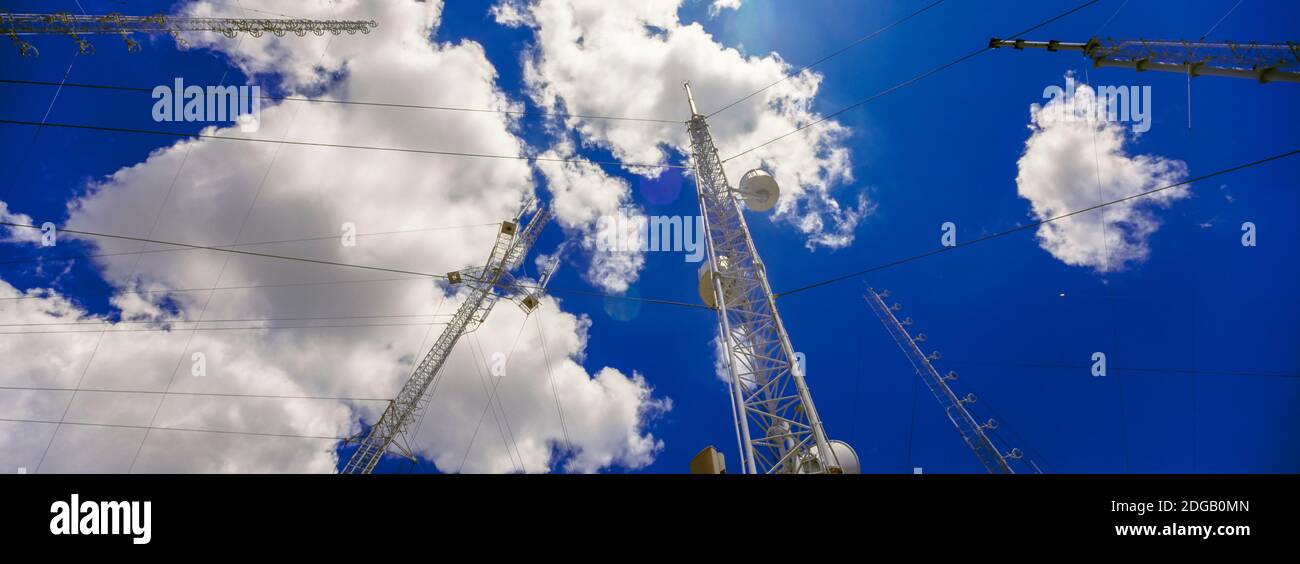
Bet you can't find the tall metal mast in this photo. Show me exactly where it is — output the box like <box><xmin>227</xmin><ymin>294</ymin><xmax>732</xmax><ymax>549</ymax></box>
<box><xmin>989</xmin><ymin>37</ymin><xmax>1299</xmax><ymax>83</ymax></box>
<box><xmin>684</xmin><ymin>83</ymin><xmax>843</xmax><ymax>474</ymax></box>
<box><xmin>1</xmin><ymin>11</ymin><xmax>377</xmax><ymax>56</ymax></box>
<box><xmin>864</xmin><ymin>288</ymin><xmax>1021</xmax><ymax>474</ymax></box>
<box><xmin>342</xmin><ymin>203</ymin><xmax>552</xmax><ymax>474</ymax></box>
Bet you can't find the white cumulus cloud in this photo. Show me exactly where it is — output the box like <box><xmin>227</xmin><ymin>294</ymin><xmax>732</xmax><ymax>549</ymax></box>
<box><xmin>534</xmin><ymin>140</ymin><xmax>647</xmax><ymax>292</ymax></box>
<box><xmin>0</xmin><ymin>201</ymin><xmax>41</xmax><ymax>244</ymax></box>
<box><xmin>710</xmin><ymin>0</ymin><xmax>743</xmax><ymax>17</ymax></box>
<box><xmin>0</xmin><ymin>0</ymin><xmax>668</xmax><ymax>474</ymax></box>
<box><xmin>1016</xmin><ymin>75</ymin><xmax>1189</xmax><ymax>272</ymax></box>
<box><xmin>495</xmin><ymin>0</ymin><xmax>869</xmax><ymax>250</ymax></box>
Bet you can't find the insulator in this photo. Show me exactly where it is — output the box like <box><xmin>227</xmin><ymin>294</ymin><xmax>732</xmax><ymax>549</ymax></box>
<box><xmin>927</xmin><ymin>351</ymin><xmax>941</xmax><ymax>361</ymax></box>
<box><xmin>1004</xmin><ymin>448</ymin><xmax>1023</xmax><ymax>460</ymax></box>
<box><xmin>944</xmin><ymin>371</ymin><xmax>958</xmax><ymax>381</ymax></box>
<box><xmin>913</xmin><ymin>333</ymin><xmax>927</xmax><ymax>343</ymax></box>
<box><xmin>891</xmin><ymin>303</ymin><xmax>902</xmax><ymax>311</ymax></box>
<box><xmin>8</xmin><ymin>37</ymin><xmax>38</xmax><ymax>57</ymax></box>
<box><xmin>981</xmin><ymin>418</ymin><xmax>998</xmax><ymax>430</ymax></box>
<box><xmin>961</xmin><ymin>393</ymin><xmax>977</xmax><ymax>404</ymax></box>
<box><xmin>879</xmin><ymin>289</ymin><xmax>891</xmax><ymax>298</ymax></box>
<box><xmin>901</xmin><ymin>317</ymin><xmax>913</xmax><ymax>326</ymax></box>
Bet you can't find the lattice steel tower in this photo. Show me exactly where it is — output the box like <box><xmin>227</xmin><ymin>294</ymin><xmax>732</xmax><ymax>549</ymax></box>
<box><xmin>342</xmin><ymin>202</ymin><xmax>552</xmax><ymax>474</ymax></box>
<box><xmin>865</xmin><ymin>288</ymin><xmax>1024</xmax><ymax>474</ymax></box>
<box><xmin>684</xmin><ymin>83</ymin><xmax>855</xmax><ymax>474</ymax></box>
<box><xmin>1</xmin><ymin>11</ymin><xmax>377</xmax><ymax>56</ymax></box>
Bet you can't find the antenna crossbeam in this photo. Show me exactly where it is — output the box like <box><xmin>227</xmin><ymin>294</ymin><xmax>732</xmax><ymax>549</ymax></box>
<box><xmin>1</xmin><ymin>12</ymin><xmax>376</xmax><ymax>56</ymax></box>
<box><xmin>989</xmin><ymin>37</ymin><xmax>1300</xmax><ymax>83</ymax></box>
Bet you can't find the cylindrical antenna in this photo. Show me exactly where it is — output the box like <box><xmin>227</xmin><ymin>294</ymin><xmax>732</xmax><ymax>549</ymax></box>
<box><xmin>683</xmin><ymin>81</ymin><xmax>700</xmax><ymax>116</ymax></box>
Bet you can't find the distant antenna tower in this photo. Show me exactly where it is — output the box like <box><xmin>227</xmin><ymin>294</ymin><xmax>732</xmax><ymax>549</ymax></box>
<box><xmin>683</xmin><ymin>82</ymin><xmax>858</xmax><ymax>475</ymax></box>
<box><xmin>0</xmin><ymin>11</ymin><xmax>377</xmax><ymax>56</ymax></box>
<box><xmin>864</xmin><ymin>288</ymin><xmax>1025</xmax><ymax>474</ymax></box>
<box><xmin>341</xmin><ymin>202</ymin><xmax>554</xmax><ymax>474</ymax></box>
<box><xmin>989</xmin><ymin>37</ymin><xmax>1299</xmax><ymax>83</ymax></box>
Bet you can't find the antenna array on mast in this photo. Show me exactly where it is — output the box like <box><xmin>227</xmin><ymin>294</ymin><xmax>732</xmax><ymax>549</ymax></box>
<box><xmin>684</xmin><ymin>82</ymin><xmax>852</xmax><ymax>475</ymax></box>
<box><xmin>989</xmin><ymin>36</ymin><xmax>1300</xmax><ymax>83</ymax></box>
<box><xmin>864</xmin><ymin>288</ymin><xmax>1027</xmax><ymax>474</ymax></box>
<box><xmin>1</xmin><ymin>11</ymin><xmax>377</xmax><ymax>56</ymax></box>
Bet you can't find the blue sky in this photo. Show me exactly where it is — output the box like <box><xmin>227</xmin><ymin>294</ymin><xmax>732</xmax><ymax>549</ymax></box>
<box><xmin>1</xmin><ymin>0</ymin><xmax>1296</xmax><ymax>473</ymax></box>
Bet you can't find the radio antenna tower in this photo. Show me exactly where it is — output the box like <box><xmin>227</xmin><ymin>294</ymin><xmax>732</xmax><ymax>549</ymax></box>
<box><xmin>989</xmin><ymin>37</ymin><xmax>1299</xmax><ymax>84</ymax></box>
<box><xmin>864</xmin><ymin>288</ymin><xmax>1025</xmax><ymax>474</ymax></box>
<box><xmin>341</xmin><ymin>201</ymin><xmax>553</xmax><ymax>474</ymax></box>
<box><xmin>684</xmin><ymin>82</ymin><xmax>857</xmax><ymax>475</ymax></box>
<box><xmin>0</xmin><ymin>11</ymin><xmax>377</xmax><ymax>57</ymax></box>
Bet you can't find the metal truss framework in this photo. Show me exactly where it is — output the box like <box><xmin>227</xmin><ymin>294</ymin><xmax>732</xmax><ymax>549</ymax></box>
<box><xmin>990</xmin><ymin>37</ymin><xmax>1300</xmax><ymax>83</ymax></box>
<box><xmin>1</xmin><ymin>11</ymin><xmax>377</xmax><ymax>56</ymax></box>
<box><xmin>864</xmin><ymin>288</ymin><xmax>1017</xmax><ymax>474</ymax></box>
<box><xmin>684</xmin><ymin>84</ymin><xmax>837</xmax><ymax>474</ymax></box>
<box><xmin>341</xmin><ymin>203</ymin><xmax>552</xmax><ymax>474</ymax></box>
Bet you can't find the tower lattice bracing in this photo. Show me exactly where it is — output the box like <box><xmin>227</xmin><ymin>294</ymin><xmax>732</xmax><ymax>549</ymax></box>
<box><xmin>864</xmin><ymin>288</ymin><xmax>1017</xmax><ymax>474</ymax></box>
<box><xmin>684</xmin><ymin>84</ymin><xmax>838</xmax><ymax>474</ymax></box>
<box><xmin>342</xmin><ymin>204</ymin><xmax>551</xmax><ymax>474</ymax></box>
<box><xmin>1</xmin><ymin>11</ymin><xmax>377</xmax><ymax>56</ymax></box>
